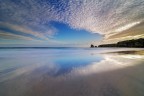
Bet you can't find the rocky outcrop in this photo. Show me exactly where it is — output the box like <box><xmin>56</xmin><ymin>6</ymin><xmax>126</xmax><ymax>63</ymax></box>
<box><xmin>97</xmin><ymin>38</ymin><xmax>144</xmax><ymax>48</ymax></box>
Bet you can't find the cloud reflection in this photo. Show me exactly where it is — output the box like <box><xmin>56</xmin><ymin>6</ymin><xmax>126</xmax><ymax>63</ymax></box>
<box><xmin>0</xmin><ymin>49</ymin><xmax>144</xmax><ymax>83</ymax></box>
<box><xmin>70</xmin><ymin>54</ymin><xmax>144</xmax><ymax>76</ymax></box>
<box><xmin>0</xmin><ymin>49</ymin><xmax>144</xmax><ymax>96</ymax></box>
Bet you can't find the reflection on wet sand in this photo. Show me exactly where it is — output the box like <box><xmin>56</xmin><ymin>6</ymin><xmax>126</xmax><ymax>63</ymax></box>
<box><xmin>0</xmin><ymin>49</ymin><xmax>144</xmax><ymax>96</ymax></box>
<box><xmin>106</xmin><ymin>50</ymin><xmax>144</xmax><ymax>55</ymax></box>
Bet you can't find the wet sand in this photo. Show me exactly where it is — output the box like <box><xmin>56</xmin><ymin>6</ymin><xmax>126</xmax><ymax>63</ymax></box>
<box><xmin>0</xmin><ymin>48</ymin><xmax>144</xmax><ymax>96</ymax></box>
<box><xmin>105</xmin><ymin>50</ymin><xmax>144</xmax><ymax>55</ymax></box>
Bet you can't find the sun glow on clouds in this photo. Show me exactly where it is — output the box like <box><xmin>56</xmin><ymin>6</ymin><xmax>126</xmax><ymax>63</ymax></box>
<box><xmin>115</xmin><ymin>21</ymin><xmax>141</xmax><ymax>32</ymax></box>
<box><xmin>0</xmin><ymin>0</ymin><xmax>144</xmax><ymax>45</ymax></box>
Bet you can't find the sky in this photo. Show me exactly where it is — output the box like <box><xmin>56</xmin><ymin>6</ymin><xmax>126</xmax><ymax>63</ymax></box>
<box><xmin>0</xmin><ymin>0</ymin><xmax>144</xmax><ymax>47</ymax></box>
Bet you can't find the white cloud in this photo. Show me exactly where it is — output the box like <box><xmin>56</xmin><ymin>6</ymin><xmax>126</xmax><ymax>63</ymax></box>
<box><xmin>115</xmin><ymin>21</ymin><xmax>141</xmax><ymax>32</ymax></box>
<box><xmin>0</xmin><ymin>0</ymin><xmax>144</xmax><ymax>41</ymax></box>
<box><xmin>0</xmin><ymin>30</ymin><xmax>35</xmax><ymax>40</ymax></box>
<box><xmin>63</xmin><ymin>0</ymin><xmax>144</xmax><ymax>35</ymax></box>
<box><xmin>0</xmin><ymin>22</ymin><xmax>57</xmax><ymax>40</ymax></box>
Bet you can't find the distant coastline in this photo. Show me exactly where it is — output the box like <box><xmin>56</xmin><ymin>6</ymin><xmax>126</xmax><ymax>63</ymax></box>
<box><xmin>91</xmin><ymin>38</ymin><xmax>144</xmax><ymax>48</ymax></box>
<box><xmin>0</xmin><ymin>47</ymin><xmax>75</xmax><ymax>49</ymax></box>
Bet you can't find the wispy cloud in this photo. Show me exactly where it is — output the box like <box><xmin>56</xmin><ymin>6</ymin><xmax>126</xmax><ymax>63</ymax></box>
<box><xmin>0</xmin><ymin>30</ymin><xmax>34</xmax><ymax>40</ymax></box>
<box><xmin>114</xmin><ymin>21</ymin><xmax>141</xmax><ymax>32</ymax></box>
<box><xmin>0</xmin><ymin>22</ymin><xmax>57</xmax><ymax>40</ymax></box>
<box><xmin>104</xmin><ymin>21</ymin><xmax>144</xmax><ymax>43</ymax></box>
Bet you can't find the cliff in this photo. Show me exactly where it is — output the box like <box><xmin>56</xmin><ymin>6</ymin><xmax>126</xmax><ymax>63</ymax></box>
<box><xmin>98</xmin><ymin>38</ymin><xmax>144</xmax><ymax>48</ymax></box>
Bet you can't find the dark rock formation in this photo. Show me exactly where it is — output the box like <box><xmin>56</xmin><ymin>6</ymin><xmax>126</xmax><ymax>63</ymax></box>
<box><xmin>98</xmin><ymin>44</ymin><xmax>117</xmax><ymax>47</ymax></box>
<box><xmin>98</xmin><ymin>38</ymin><xmax>144</xmax><ymax>48</ymax></box>
<box><xmin>95</xmin><ymin>46</ymin><xmax>98</xmax><ymax>48</ymax></box>
<box><xmin>90</xmin><ymin>44</ymin><xmax>95</xmax><ymax>48</ymax></box>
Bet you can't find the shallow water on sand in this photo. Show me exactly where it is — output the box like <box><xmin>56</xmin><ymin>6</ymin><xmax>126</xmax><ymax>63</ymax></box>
<box><xmin>0</xmin><ymin>48</ymin><xmax>144</xmax><ymax>96</ymax></box>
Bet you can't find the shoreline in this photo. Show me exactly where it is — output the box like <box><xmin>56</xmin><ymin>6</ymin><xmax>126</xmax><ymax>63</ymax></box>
<box><xmin>104</xmin><ymin>50</ymin><xmax>144</xmax><ymax>55</ymax></box>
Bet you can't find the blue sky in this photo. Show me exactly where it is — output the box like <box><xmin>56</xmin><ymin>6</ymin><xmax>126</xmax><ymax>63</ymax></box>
<box><xmin>51</xmin><ymin>22</ymin><xmax>102</xmax><ymax>43</ymax></box>
<box><xmin>0</xmin><ymin>0</ymin><xmax>144</xmax><ymax>47</ymax></box>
